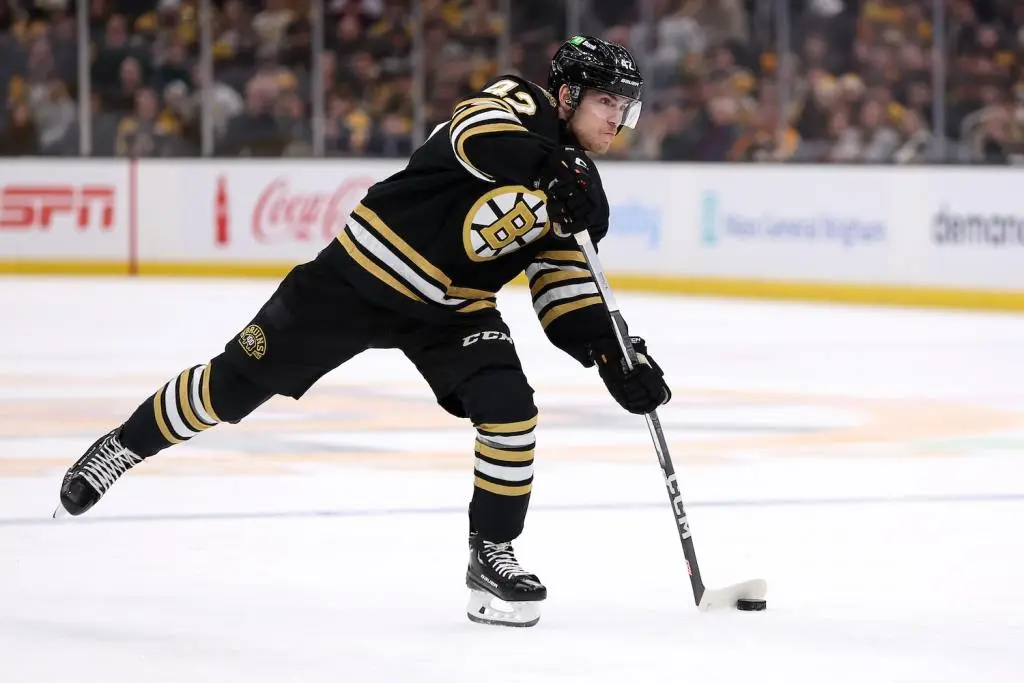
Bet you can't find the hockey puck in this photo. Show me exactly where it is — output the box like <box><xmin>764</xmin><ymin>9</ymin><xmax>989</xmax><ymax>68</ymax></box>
<box><xmin>736</xmin><ymin>598</ymin><xmax>766</xmax><ymax>611</ymax></box>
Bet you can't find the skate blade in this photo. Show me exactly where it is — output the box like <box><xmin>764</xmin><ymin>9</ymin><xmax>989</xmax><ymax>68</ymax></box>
<box><xmin>697</xmin><ymin>578</ymin><xmax>768</xmax><ymax>612</ymax></box>
<box><xmin>466</xmin><ymin>589</ymin><xmax>541</xmax><ymax>627</ymax></box>
<box><xmin>52</xmin><ymin>499</ymin><xmax>70</xmax><ymax>519</ymax></box>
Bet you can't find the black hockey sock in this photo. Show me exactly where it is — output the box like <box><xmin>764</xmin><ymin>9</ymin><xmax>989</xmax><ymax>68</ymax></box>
<box><xmin>118</xmin><ymin>359</ymin><xmax>273</xmax><ymax>458</ymax></box>
<box><xmin>469</xmin><ymin>414</ymin><xmax>537</xmax><ymax>543</ymax></box>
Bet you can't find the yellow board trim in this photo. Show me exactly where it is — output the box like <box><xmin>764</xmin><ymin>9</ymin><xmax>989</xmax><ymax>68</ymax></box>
<box><xmin>598</xmin><ymin>274</ymin><xmax>1024</xmax><ymax>313</ymax></box>
<box><xmin>7</xmin><ymin>262</ymin><xmax>1024</xmax><ymax>313</ymax></box>
<box><xmin>0</xmin><ymin>261</ymin><xmax>130</xmax><ymax>276</ymax></box>
<box><xmin>474</xmin><ymin>476</ymin><xmax>532</xmax><ymax>496</ymax></box>
<box><xmin>135</xmin><ymin>262</ymin><xmax>295</xmax><ymax>278</ymax></box>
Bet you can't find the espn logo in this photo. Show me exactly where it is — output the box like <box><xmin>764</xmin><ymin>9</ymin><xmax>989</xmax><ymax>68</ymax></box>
<box><xmin>0</xmin><ymin>185</ymin><xmax>116</xmax><ymax>230</ymax></box>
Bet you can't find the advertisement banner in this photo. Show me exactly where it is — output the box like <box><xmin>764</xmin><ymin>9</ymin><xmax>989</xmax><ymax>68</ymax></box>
<box><xmin>0</xmin><ymin>161</ymin><xmax>129</xmax><ymax>261</ymax></box>
<box><xmin>8</xmin><ymin>159</ymin><xmax>1024</xmax><ymax>310</ymax></box>
<box><xmin>594</xmin><ymin>162</ymin><xmax>674</xmax><ymax>274</ymax></box>
<box><xmin>684</xmin><ymin>167</ymin><xmax>899</xmax><ymax>282</ymax></box>
<box><xmin>139</xmin><ymin>160</ymin><xmax>405</xmax><ymax>264</ymax></box>
<box><xmin>922</xmin><ymin>169</ymin><xmax>1024</xmax><ymax>289</ymax></box>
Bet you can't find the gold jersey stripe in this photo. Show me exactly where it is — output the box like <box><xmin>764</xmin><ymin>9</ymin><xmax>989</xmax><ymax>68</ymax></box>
<box><xmin>535</xmin><ymin>249</ymin><xmax>587</xmax><ymax>264</ymax></box>
<box><xmin>475</xmin><ymin>441</ymin><xmax>535</xmax><ymax>463</ymax></box>
<box><xmin>336</xmin><ymin>229</ymin><xmax>425</xmax><ymax>303</ymax></box>
<box><xmin>477</xmin><ymin>416</ymin><xmax>538</xmax><ymax>434</ymax></box>
<box><xmin>539</xmin><ymin>295</ymin><xmax>604</xmax><ymax>329</ymax></box>
<box><xmin>153</xmin><ymin>386</ymin><xmax>184</xmax><ymax>445</ymax></box>
<box><xmin>458</xmin><ymin>299</ymin><xmax>497</xmax><ymax>314</ymax></box>
<box><xmin>201</xmin><ymin>361</ymin><xmax>223</xmax><ymax>423</ymax></box>
<box><xmin>474</xmin><ymin>476</ymin><xmax>532</xmax><ymax>497</ymax></box>
<box><xmin>451</xmin><ymin>99</ymin><xmax>514</xmax><ymax>129</ymax></box>
<box><xmin>352</xmin><ymin>203</ymin><xmax>494</xmax><ymax>301</ymax></box>
<box><xmin>529</xmin><ymin>268</ymin><xmax>591</xmax><ymax>296</ymax></box>
<box><xmin>454</xmin><ymin>96</ymin><xmax>515</xmax><ymax>117</ymax></box>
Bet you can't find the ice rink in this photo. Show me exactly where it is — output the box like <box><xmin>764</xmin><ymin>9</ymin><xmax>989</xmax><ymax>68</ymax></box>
<box><xmin>2</xmin><ymin>276</ymin><xmax>1023</xmax><ymax>682</ymax></box>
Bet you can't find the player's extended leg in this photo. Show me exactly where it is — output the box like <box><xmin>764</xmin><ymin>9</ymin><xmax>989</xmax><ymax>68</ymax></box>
<box><xmin>55</xmin><ymin>359</ymin><xmax>274</xmax><ymax>517</ymax></box>
<box><xmin>55</xmin><ymin>257</ymin><xmax>380</xmax><ymax>518</ymax></box>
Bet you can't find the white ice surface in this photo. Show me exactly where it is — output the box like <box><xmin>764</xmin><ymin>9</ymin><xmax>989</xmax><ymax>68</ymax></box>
<box><xmin>1</xmin><ymin>277</ymin><xmax>1023</xmax><ymax>682</ymax></box>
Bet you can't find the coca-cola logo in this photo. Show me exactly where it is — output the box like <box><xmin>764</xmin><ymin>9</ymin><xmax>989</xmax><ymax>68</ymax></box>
<box><xmin>251</xmin><ymin>176</ymin><xmax>376</xmax><ymax>243</ymax></box>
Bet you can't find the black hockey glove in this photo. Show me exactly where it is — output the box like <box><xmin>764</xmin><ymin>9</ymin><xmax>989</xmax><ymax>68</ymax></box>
<box><xmin>539</xmin><ymin>146</ymin><xmax>602</xmax><ymax>235</ymax></box>
<box><xmin>588</xmin><ymin>336</ymin><xmax>672</xmax><ymax>415</ymax></box>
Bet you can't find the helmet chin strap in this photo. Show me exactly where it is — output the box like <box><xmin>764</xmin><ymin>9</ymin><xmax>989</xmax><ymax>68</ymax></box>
<box><xmin>558</xmin><ymin>87</ymin><xmax>583</xmax><ymax>149</ymax></box>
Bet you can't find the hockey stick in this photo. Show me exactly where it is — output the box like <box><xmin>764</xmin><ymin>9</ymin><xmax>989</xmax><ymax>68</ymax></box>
<box><xmin>573</xmin><ymin>228</ymin><xmax>767</xmax><ymax>612</ymax></box>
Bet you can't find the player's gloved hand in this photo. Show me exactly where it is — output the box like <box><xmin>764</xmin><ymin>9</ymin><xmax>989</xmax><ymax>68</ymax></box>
<box><xmin>588</xmin><ymin>336</ymin><xmax>672</xmax><ymax>415</ymax></box>
<box><xmin>539</xmin><ymin>146</ymin><xmax>602</xmax><ymax>235</ymax></box>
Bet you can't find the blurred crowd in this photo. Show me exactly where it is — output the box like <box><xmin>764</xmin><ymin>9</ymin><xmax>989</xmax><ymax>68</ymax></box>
<box><xmin>0</xmin><ymin>0</ymin><xmax>1021</xmax><ymax>163</ymax></box>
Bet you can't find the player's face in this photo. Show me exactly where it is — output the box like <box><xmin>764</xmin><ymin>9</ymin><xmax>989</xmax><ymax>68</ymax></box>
<box><xmin>570</xmin><ymin>90</ymin><xmax>635</xmax><ymax>155</ymax></box>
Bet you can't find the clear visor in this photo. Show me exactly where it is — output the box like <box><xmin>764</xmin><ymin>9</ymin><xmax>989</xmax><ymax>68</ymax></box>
<box><xmin>579</xmin><ymin>89</ymin><xmax>643</xmax><ymax>129</ymax></box>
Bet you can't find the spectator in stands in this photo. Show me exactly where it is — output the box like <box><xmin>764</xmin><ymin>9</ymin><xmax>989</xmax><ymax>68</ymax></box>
<box><xmin>0</xmin><ymin>101</ymin><xmax>40</xmax><ymax>155</ymax></box>
<box><xmin>892</xmin><ymin>107</ymin><xmax>937</xmax><ymax>163</ymax></box>
<box><xmin>92</xmin><ymin>13</ymin><xmax>147</xmax><ymax>96</ymax></box>
<box><xmin>16</xmin><ymin>37</ymin><xmax>76</xmax><ymax>154</ymax></box>
<box><xmin>324</xmin><ymin>88</ymin><xmax>361</xmax><ymax>154</ymax></box>
<box><xmin>190</xmin><ymin>62</ymin><xmax>244</xmax><ymax>140</ymax></box>
<box><xmin>218</xmin><ymin>74</ymin><xmax>289</xmax><ymax>156</ymax></box>
<box><xmin>107</xmin><ymin>55</ymin><xmax>144</xmax><ymax>115</ymax></box>
<box><xmin>162</xmin><ymin>79</ymin><xmax>201</xmax><ymax>155</ymax></box>
<box><xmin>213</xmin><ymin>0</ymin><xmax>261</xmax><ymax>71</ymax></box>
<box><xmin>252</xmin><ymin>0</ymin><xmax>296</xmax><ymax>55</ymax></box>
<box><xmin>115</xmin><ymin>86</ymin><xmax>174</xmax><ymax>156</ymax></box>
<box><xmin>46</xmin><ymin>7</ymin><xmax>78</xmax><ymax>87</ymax></box>
<box><xmin>275</xmin><ymin>87</ymin><xmax>312</xmax><ymax>154</ymax></box>
<box><xmin>151</xmin><ymin>38</ymin><xmax>192</xmax><ymax>93</ymax></box>
<box><xmin>828</xmin><ymin>97</ymin><xmax>901</xmax><ymax>162</ymax></box>
<box><xmin>1</xmin><ymin>0</ymin><xmax>1021</xmax><ymax>165</ymax></box>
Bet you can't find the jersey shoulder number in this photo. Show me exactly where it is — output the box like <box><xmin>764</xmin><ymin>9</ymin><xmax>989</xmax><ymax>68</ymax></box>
<box><xmin>482</xmin><ymin>76</ymin><xmax>558</xmax><ymax>119</ymax></box>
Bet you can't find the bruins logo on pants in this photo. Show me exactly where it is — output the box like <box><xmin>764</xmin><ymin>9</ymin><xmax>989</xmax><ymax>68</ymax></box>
<box><xmin>239</xmin><ymin>324</ymin><xmax>267</xmax><ymax>359</ymax></box>
<box><xmin>463</xmin><ymin>186</ymin><xmax>549</xmax><ymax>262</ymax></box>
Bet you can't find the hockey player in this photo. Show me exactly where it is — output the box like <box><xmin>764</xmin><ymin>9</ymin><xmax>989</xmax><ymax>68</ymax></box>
<box><xmin>54</xmin><ymin>35</ymin><xmax>671</xmax><ymax>627</ymax></box>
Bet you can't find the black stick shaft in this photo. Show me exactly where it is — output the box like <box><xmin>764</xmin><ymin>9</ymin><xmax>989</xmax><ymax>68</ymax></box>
<box><xmin>574</xmin><ymin>231</ymin><xmax>707</xmax><ymax>606</ymax></box>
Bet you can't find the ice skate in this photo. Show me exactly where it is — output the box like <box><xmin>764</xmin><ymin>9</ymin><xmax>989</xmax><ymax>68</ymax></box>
<box><xmin>465</xmin><ymin>532</ymin><xmax>546</xmax><ymax>627</ymax></box>
<box><xmin>54</xmin><ymin>428</ymin><xmax>144</xmax><ymax>518</ymax></box>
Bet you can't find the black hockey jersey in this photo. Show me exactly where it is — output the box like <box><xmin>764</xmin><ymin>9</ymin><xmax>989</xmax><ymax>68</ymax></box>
<box><xmin>323</xmin><ymin>74</ymin><xmax>614</xmax><ymax>365</ymax></box>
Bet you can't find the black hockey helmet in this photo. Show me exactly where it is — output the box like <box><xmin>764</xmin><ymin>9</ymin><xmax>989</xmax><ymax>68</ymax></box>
<box><xmin>547</xmin><ymin>35</ymin><xmax>644</xmax><ymax>129</ymax></box>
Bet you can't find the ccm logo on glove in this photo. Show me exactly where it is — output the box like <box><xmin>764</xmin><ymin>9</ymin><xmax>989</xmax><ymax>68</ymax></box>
<box><xmin>588</xmin><ymin>336</ymin><xmax>672</xmax><ymax>415</ymax></box>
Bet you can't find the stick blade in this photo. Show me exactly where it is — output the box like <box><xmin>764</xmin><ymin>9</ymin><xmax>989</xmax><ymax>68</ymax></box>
<box><xmin>697</xmin><ymin>579</ymin><xmax>768</xmax><ymax>612</ymax></box>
